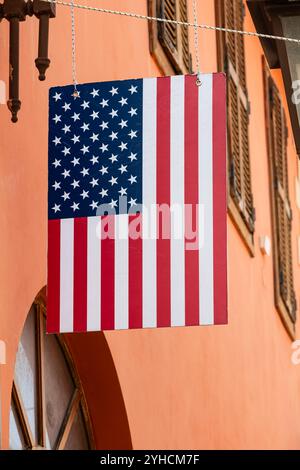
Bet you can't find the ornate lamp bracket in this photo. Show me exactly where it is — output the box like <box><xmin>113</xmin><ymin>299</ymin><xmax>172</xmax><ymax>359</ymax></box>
<box><xmin>0</xmin><ymin>0</ymin><xmax>56</xmax><ymax>122</ymax></box>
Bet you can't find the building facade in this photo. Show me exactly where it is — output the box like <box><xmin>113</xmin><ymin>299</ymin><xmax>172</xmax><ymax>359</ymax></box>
<box><xmin>1</xmin><ymin>0</ymin><xmax>300</xmax><ymax>449</ymax></box>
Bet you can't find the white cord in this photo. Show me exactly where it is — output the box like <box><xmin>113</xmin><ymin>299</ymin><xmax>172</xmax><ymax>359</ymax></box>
<box><xmin>43</xmin><ymin>0</ymin><xmax>300</xmax><ymax>45</ymax></box>
<box><xmin>192</xmin><ymin>0</ymin><xmax>201</xmax><ymax>86</ymax></box>
<box><xmin>71</xmin><ymin>0</ymin><xmax>79</xmax><ymax>97</ymax></box>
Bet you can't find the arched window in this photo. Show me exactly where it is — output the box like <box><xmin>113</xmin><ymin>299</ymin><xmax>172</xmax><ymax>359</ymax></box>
<box><xmin>9</xmin><ymin>291</ymin><xmax>94</xmax><ymax>450</ymax></box>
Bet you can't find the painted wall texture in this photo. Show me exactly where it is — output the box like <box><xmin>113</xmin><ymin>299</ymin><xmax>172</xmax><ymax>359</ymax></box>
<box><xmin>1</xmin><ymin>0</ymin><xmax>300</xmax><ymax>450</ymax></box>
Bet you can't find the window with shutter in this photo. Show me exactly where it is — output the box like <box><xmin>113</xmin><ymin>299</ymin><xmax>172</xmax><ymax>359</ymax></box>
<box><xmin>263</xmin><ymin>60</ymin><xmax>297</xmax><ymax>336</ymax></box>
<box><xmin>215</xmin><ymin>0</ymin><xmax>255</xmax><ymax>255</ymax></box>
<box><xmin>148</xmin><ymin>0</ymin><xmax>191</xmax><ymax>75</ymax></box>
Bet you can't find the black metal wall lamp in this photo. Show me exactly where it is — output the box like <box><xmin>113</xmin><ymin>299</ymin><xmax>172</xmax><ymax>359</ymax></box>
<box><xmin>0</xmin><ymin>0</ymin><xmax>56</xmax><ymax>122</ymax></box>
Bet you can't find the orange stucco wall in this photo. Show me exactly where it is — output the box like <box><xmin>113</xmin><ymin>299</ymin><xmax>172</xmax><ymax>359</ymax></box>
<box><xmin>1</xmin><ymin>0</ymin><xmax>300</xmax><ymax>450</ymax></box>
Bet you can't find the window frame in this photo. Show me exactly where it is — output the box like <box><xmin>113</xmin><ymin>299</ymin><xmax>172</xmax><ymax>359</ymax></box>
<box><xmin>148</xmin><ymin>0</ymin><xmax>192</xmax><ymax>75</ymax></box>
<box><xmin>263</xmin><ymin>58</ymin><xmax>297</xmax><ymax>339</ymax></box>
<box><xmin>215</xmin><ymin>0</ymin><xmax>255</xmax><ymax>256</ymax></box>
<box><xmin>10</xmin><ymin>291</ymin><xmax>95</xmax><ymax>450</ymax></box>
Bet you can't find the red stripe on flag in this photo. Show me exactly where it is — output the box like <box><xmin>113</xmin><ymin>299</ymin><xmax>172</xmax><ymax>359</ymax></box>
<box><xmin>156</xmin><ymin>77</ymin><xmax>171</xmax><ymax>328</ymax></box>
<box><xmin>73</xmin><ymin>217</ymin><xmax>88</xmax><ymax>332</ymax></box>
<box><xmin>47</xmin><ymin>219</ymin><xmax>61</xmax><ymax>333</ymax></box>
<box><xmin>184</xmin><ymin>75</ymin><xmax>200</xmax><ymax>326</ymax></box>
<box><xmin>213</xmin><ymin>74</ymin><xmax>227</xmax><ymax>324</ymax></box>
<box><xmin>101</xmin><ymin>215</ymin><xmax>115</xmax><ymax>330</ymax></box>
<box><xmin>129</xmin><ymin>214</ymin><xmax>143</xmax><ymax>329</ymax></box>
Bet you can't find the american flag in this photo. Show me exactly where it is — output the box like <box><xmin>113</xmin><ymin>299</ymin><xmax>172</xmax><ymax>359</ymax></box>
<box><xmin>47</xmin><ymin>74</ymin><xmax>227</xmax><ymax>333</ymax></box>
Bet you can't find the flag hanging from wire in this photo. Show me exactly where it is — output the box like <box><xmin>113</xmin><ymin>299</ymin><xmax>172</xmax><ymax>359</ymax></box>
<box><xmin>47</xmin><ymin>73</ymin><xmax>227</xmax><ymax>333</ymax></box>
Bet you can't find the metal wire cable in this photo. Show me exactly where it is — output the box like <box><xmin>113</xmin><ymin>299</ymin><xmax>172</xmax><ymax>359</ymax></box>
<box><xmin>70</xmin><ymin>0</ymin><xmax>79</xmax><ymax>96</ymax></box>
<box><xmin>43</xmin><ymin>0</ymin><xmax>300</xmax><ymax>45</ymax></box>
<box><xmin>192</xmin><ymin>0</ymin><xmax>201</xmax><ymax>86</ymax></box>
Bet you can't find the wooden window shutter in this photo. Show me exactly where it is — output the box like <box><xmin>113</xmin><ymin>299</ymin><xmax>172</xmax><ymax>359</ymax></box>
<box><xmin>216</xmin><ymin>0</ymin><xmax>255</xmax><ymax>250</ymax></box>
<box><xmin>264</xmin><ymin>61</ymin><xmax>297</xmax><ymax>328</ymax></box>
<box><xmin>148</xmin><ymin>0</ymin><xmax>191</xmax><ymax>74</ymax></box>
<box><xmin>226</xmin><ymin>0</ymin><xmax>255</xmax><ymax>232</ymax></box>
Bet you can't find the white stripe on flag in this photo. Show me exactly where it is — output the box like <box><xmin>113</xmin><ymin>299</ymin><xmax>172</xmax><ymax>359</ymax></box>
<box><xmin>142</xmin><ymin>78</ymin><xmax>157</xmax><ymax>328</ymax></box>
<box><xmin>199</xmin><ymin>74</ymin><xmax>214</xmax><ymax>325</ymax></box>
<box><xmin>87</xmin><ymin>216</ymin><xmax>101</xmax><ymax>331</ymax></box>
<box><xmin>60</xmin><ymin>218</ymin><xmax>74</xmax><ymax>332</ymax></box>
<box><xmin>115</xmin><ymin>214</ymin><xmax>129</xmax><ymax>330</ymax></box>
<box><xmin>170</xmin><ymin>75</ymin><xmax>185</xmax><ymax>327</ymax></box>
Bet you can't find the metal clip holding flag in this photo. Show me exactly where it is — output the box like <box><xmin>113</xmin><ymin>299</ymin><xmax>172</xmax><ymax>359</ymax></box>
<box><xmin>192</xmin><ymin>0</ymin><xmax>202</xmax><ymax>87</ymax></box>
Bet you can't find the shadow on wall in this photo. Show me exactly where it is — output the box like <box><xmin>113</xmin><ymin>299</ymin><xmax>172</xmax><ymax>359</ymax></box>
<box><xmin>64</xmin><ymin>331</ymin><xmax>133</xmax><ymax>450</ymax></box>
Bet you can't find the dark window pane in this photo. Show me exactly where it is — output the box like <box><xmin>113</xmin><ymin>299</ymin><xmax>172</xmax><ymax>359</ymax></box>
<box><xmin>64</xmin><ymin>409</ymin><xmax>89</xmax><ymax>450</ymax></box>
<box><xmin>44</xmin><ymin>331</ymin><xmax>75</xmax><ymax>448</ymax></box>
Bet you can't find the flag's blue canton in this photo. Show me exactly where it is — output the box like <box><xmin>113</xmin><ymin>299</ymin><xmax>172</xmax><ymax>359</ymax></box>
<box><xmin>48</xmin><ymin>79</ymin><xmax>143</xmax><ymax>219</ymax></box>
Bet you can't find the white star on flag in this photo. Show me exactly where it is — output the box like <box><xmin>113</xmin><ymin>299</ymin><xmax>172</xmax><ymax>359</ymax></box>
<box><xmin>62</xmin><ymin>102</ymin><xmax>71</xmax><ymax>111</ymax></box>
<box><xmin>90</xmin><ymin>88</ymin><xmax>99</xmax><ymax>98</ymax></box>
<box><xmin>52</xmin><ymin>203</ymin><xmax>61</xmax><ymax>212</ymax></box>
<box><xmin>53</xmin><ymin>92</ymin><xmax>61</xmax><ymax>101</ymax></box>
<box><xmin>109</xmin><ymin>86</ymin><xmax>118</xmax><ymax>96</ymax></box>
